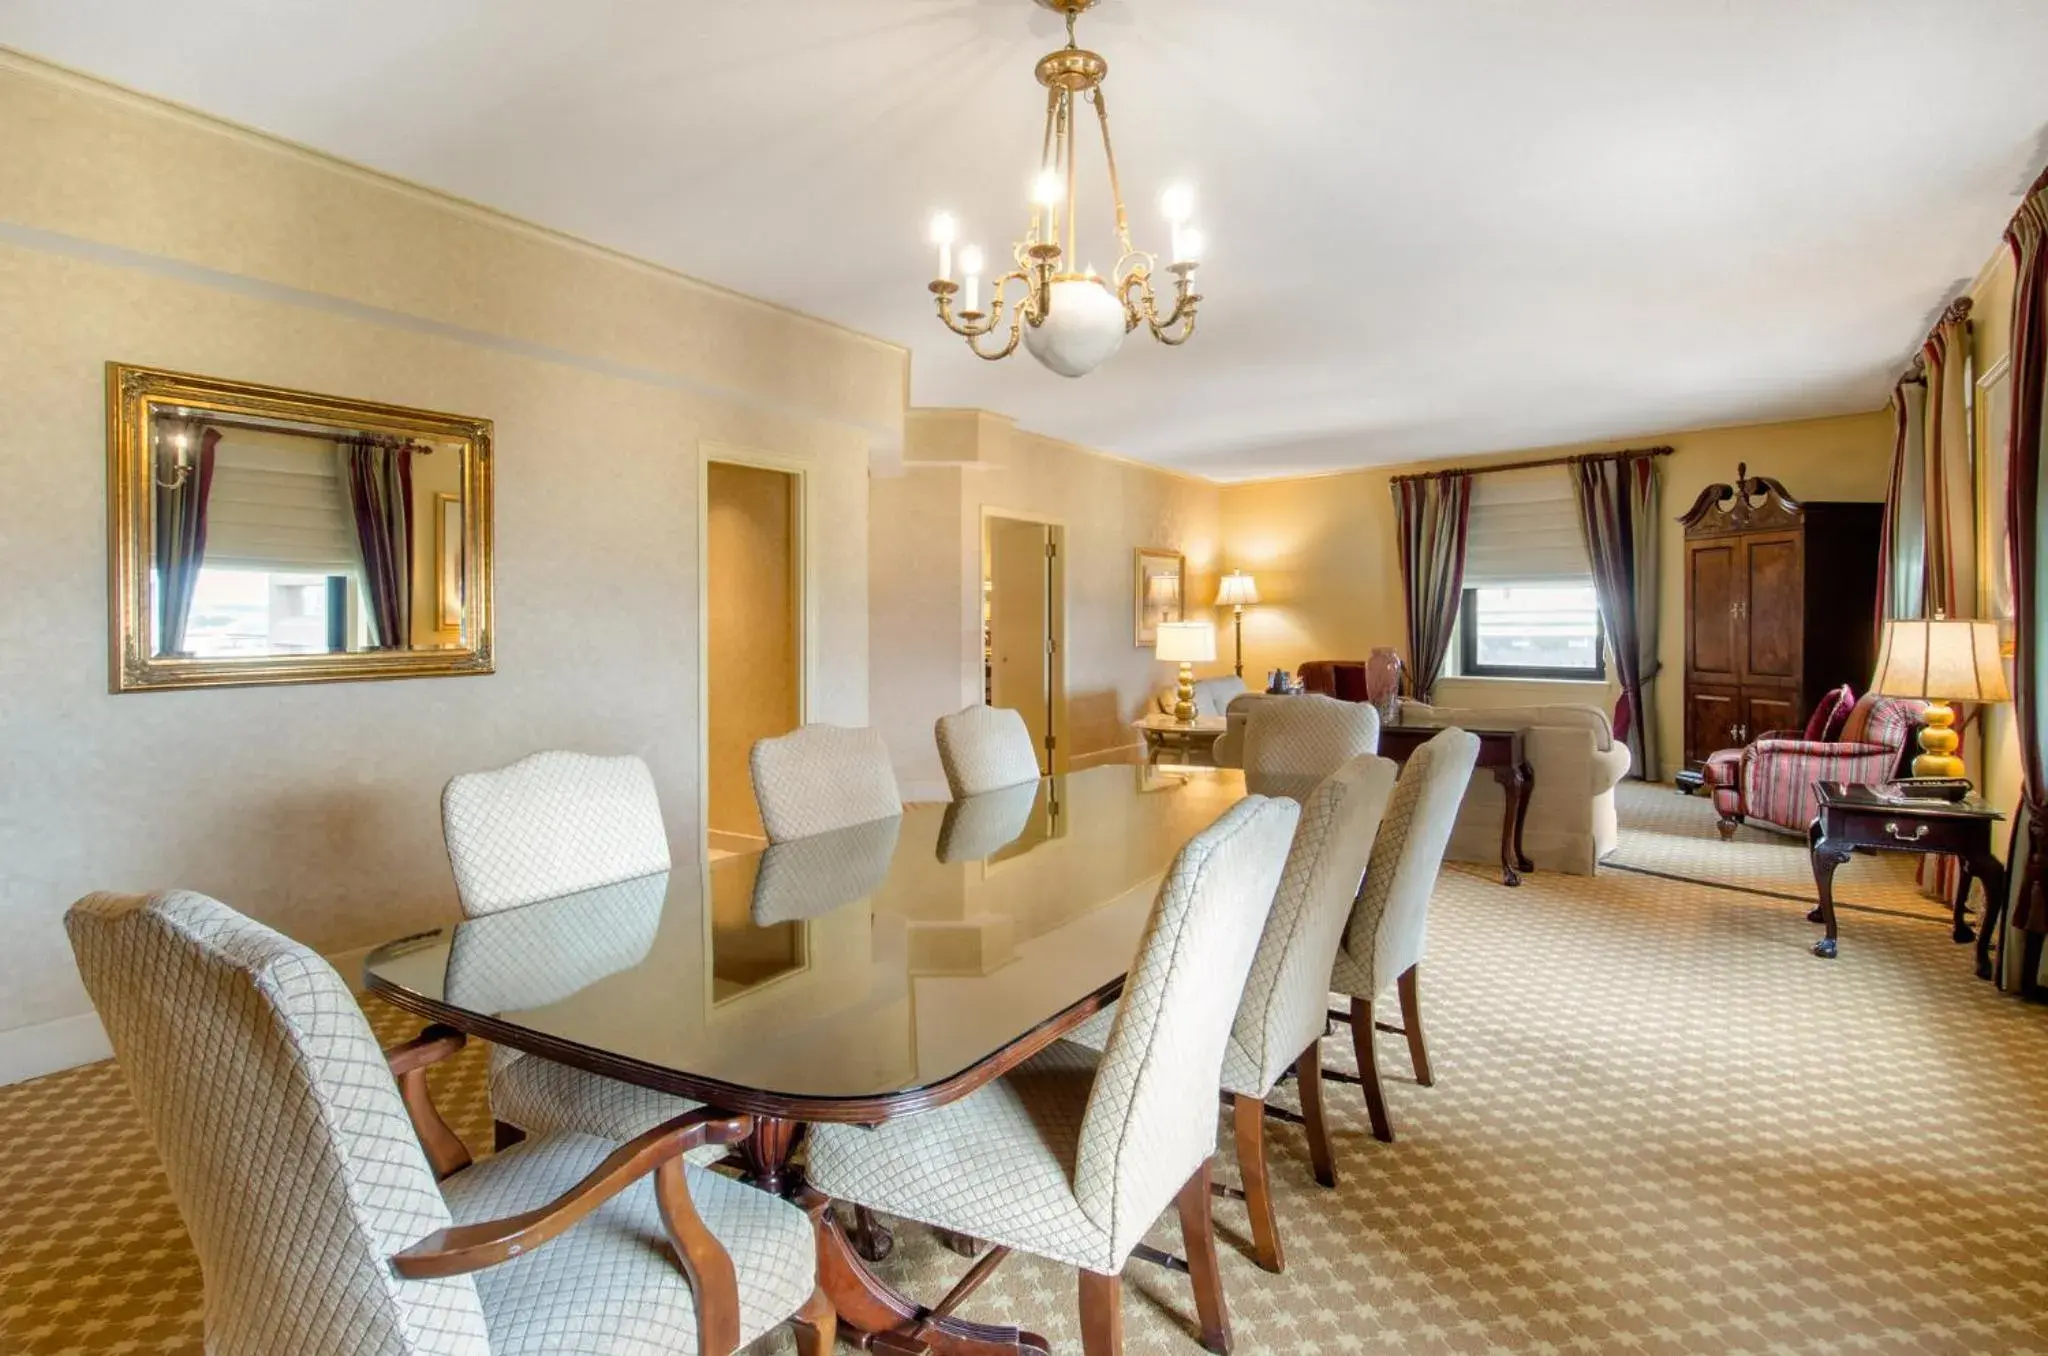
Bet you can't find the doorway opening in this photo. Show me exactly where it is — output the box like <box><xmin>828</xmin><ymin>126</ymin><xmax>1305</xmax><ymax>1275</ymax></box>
<box><xmin>981</xmin><ymin>512</ymin><xmax>1067</xmax><ymax>776</ymax></box>
<box><xmin>704</xmin><ymin>458</ymin><xmax>804</xmax><ymax>854</ymax></box>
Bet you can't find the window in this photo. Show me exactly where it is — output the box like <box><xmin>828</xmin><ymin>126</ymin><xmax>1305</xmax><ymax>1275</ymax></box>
<box><xmin>183</xmin><ymin>568</ymin><xmax>350</xmax><ymax>656</ymax></box>
<box><xmin>1458</xmin><ymin>582</ymin><xmax>1606</xmax><ymax>680</ymax></box>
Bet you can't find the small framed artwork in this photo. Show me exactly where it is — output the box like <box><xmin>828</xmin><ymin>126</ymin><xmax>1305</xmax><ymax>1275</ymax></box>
<box><xmin>1133</xmin><ymin>547</ymin><xmax>1185</xmax><ymax>647</ymax></box>
<box><xmin>1974</xmin><ymin>355</ymin><xmax>2014</xmax><ymax>648</ymax></box>
<box><xmin>435</xmin><ymin>491</ymin><xmax>465</xmax><ymax>631</ymax></box>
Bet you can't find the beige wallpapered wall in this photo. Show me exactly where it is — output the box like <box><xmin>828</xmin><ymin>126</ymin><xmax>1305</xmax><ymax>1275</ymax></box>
<box><xmin>0</xmin><ymin>52</ymin><xmax>903</xmax><ymax>1065</ymax></box>
<box><xmin>869</xmin><ymin>413</ymin><xmax>1223</xmax><ymax>794</ymax></box>
<box><xmin>1218</xmin><ymin>409</ymin><xmax>1898</xmax><ymax>782</ymax></box>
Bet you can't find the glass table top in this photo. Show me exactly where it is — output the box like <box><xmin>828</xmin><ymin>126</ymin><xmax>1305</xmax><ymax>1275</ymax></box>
<box><xmin>364</xmin><ymin>764</ymin><xmax>1246</xmax><ymax>1115</ymax></box>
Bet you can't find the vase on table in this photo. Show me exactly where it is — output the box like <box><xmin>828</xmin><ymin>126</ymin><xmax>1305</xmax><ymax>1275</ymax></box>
<box><xmin>1366</xmin><ymin>647</ymin><xmax>1404</xmax><ymax>725</ymax></box>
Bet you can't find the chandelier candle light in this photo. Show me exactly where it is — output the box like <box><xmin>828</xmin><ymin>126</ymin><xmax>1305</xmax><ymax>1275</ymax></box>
<box><xmin>925</xmin><ymin>0</ymin><xmax>1204</xmax><ymax>378</ymax></box>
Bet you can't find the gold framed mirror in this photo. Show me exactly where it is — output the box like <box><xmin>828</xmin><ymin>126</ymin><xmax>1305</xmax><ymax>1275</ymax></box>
<box><xmin>107</xmin><ymin>363</ymin><xmax>494</xmax><ymax>692</ymax></box>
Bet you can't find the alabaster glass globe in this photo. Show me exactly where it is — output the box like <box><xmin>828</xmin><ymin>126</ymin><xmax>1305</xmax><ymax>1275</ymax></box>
<box><xmin>1024</xmin><ymin>276</ymin><xmax>1128</xmax><ymax>378</ymax></box>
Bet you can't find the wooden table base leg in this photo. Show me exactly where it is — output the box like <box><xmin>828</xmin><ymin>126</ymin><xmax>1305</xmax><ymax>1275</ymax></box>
<box><xmin>800</xmin><ymin>1189</ymin><xmax>1051</xmax><ymax>1356</ymax></box>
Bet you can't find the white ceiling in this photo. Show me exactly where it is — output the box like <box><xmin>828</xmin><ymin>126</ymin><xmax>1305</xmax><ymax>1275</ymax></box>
<box><xmin>6</xmin><ymin>1</ymin><xmax>2048</xmax><ymax>479</ymax></box>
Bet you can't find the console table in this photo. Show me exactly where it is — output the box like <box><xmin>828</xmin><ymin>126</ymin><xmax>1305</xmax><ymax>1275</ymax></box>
<box><xmin>1136</xmin><ymin>713</ymin><xmax>1226</xmax><ymax>765</ymax></box>
<box><xmin>1382</xmin><ymin>724</ymin><xmax>1533</xmax><ymax>886</ymax></box>
<box><xmin>1806</xmin><ymin>781</ymin><xmax>2005</xmax><ymax>968</ymax></box>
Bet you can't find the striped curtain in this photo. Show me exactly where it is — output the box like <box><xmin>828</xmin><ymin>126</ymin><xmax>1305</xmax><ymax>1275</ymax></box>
<box><xmin>2000</xmin><ymin>171</ymin><xmax>2048</xmax><ymax>990</ymax></box>
<box><xmin>1392</xmin><ymin>473</ymin><xmax>1473</xmax><ymax>704</ymax></box>
<box><xmin>153</xmin><ymin>422</ymin><xmax>220</xmax><ymax>656</ymax></box>
<box><xmin>339</xmin><ymin>437</ymin><xmax>415</xmax><ymax>650</ymax></box>
<box><xmin>1574</xmin><ymin>453</ymin><xmax>1661</xmax><ymax>779</ymax></box>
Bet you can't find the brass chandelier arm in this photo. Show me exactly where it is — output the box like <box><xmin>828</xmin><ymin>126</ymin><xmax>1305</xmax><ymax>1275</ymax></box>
<box><xmin>1120</xmin><ymin>266</ymin><xmax>1200</xmax><ymax>343</ymax></box>
<box><xmin>1091</xmin><ymin>86</ymin><xmax>1134</xmax><ymax>256</ymax></box>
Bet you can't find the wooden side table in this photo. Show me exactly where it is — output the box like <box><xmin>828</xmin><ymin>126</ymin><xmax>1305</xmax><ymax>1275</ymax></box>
<box><xmin>1381</xmin><ymin>724</ymin><xmax>1533</xmax><ymax>886</ymax></box>
<box><xmin>1807</xmin><ymin>781</ymin><xmax>2006</xmax><ymax>968</ymax></box>
<box><xmin>1136</xmin><ymin>713</ymin><xmax>1226</xmax><ymax>765</ymax></box>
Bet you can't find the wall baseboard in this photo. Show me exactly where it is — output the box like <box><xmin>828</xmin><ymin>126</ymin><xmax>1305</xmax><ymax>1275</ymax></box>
<box><xmin>1</xmin><ymin>941</ymin><xmax>384</xmax><ymax>1088</ymax></box>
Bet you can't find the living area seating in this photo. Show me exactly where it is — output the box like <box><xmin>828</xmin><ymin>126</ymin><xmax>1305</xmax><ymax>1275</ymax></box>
<box><xmin>1154</xmin><ymin>674</ymin><xmax>1247</xmax><ymax>720</ymax></box>
<box><xmin>1394</xmin><ymin>698</ymin><xmax>1631</xmax><ymax>875</ymax></box>
<box><xmin>1296</xmin><ymin>660</ymin><xmax>1369</xmax><ymax>702</ymax></box>
<box><xmin>1705</xmin><ymin>693</ymin><xmax>1922</xmax><ymax>838</ymax></box>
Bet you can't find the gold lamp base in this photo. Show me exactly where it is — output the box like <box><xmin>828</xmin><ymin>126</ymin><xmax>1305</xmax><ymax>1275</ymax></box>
<box><xmin>1174</xmin><ymin>660</ymin><xmax>1196</xmax><ymax>724</ymax></box>
<box><xmin>1911</xmin><ymin>700</ymin><xmax>1967</xmax><ymax>779</ymax></box>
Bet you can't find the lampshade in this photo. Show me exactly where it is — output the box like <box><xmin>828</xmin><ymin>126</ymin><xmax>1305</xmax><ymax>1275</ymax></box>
<box><xmin>1871</xmin><ymin>619</ymin><xmax>2011</xmax><ymax>703</ymax></box>
<box><xmin>1154</xmin><ymin>621</ymin><xmax>1216</xmax><ymax>664</ymax></box>
<box><xmin>1214</xmin><ymin>570</ymin><xmax>1260</xmax><ymax>608</ymax></box>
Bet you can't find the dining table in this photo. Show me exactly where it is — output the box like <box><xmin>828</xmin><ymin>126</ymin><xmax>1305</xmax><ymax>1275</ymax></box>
<box><xmin>365</xmin><ymin>762</ymin><xmax>1248</xmax><ymax>1356</ymax></box>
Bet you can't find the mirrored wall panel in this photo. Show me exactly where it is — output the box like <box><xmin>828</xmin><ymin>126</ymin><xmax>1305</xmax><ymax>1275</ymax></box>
<box><xmin>108</xmin><ymin>364</ymin><xmax>494</xmax><ymax>691</ymax></box>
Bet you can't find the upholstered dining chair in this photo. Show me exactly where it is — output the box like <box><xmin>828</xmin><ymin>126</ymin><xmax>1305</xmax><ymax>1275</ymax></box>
<box><xmin>805</xmin><ymin>795</ymin><xmax>1301</xmax><ymax>1356</ymax></box>
<box><xmin>935</xmin><ymin>704</ymin><xmax>1042</xmax><ymax>797</ymax></box>
<box><xmin>442</xmin><ymin>751</ymin><xmax>709</xmax><ymax>1154</ymax></box>
<box><xmin>1328</xmin><ymin>727</ymin><xmax>1481</xmax><ymax>1143</ymax></box>
<box><xmin>1067</xmin><ymin>754</ymin><xmax>1398</xmax><ymax>1273</ymax></box>
<box><xmin>66</xmin><ymin>889</ymin><xmax>832</xmax><ymax>1356</ymax></box>
<box><xmin>750</xmin><ymin>724</ymin><xmax>902</xmax><ymax>841</ymax></box>
<box><xmin>1242</xmin><ymin>691</ymin><xmax>1381</xmax><ymax>801</ymax></box>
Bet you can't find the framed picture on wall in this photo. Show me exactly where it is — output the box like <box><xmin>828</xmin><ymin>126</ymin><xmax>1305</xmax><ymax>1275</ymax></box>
<box><xmin>1974</xmin><ymin>355</ymin><xmax>2014</xmax><ymax>645</ymax></box>
<box><xmin>1133</xmin><ymin>547</ymin><xmax>1185</xmax><ymax>647</ymax></box>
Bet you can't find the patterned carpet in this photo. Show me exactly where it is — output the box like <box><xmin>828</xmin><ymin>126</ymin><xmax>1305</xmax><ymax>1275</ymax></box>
<box><xmin>4</xmin><ymin>798</ymin><xmax>2047</xmax><ymax>1354</ymax></box>
<box><xmin>1605</xmin><ymin>780</ymin><xmax>1950</xmax><ymax>922</ymax></box>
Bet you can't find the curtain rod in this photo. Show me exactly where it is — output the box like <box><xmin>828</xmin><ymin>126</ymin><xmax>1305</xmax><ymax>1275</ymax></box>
<box><xmin>156</xmin><ymin>413</ymin><xmax>436</xmax><ymax>452</ymax></box>
<box><xmin>1388</xmin><ymin>444</ymin><xmax>1672</xmax><ymax>485</ymax></box>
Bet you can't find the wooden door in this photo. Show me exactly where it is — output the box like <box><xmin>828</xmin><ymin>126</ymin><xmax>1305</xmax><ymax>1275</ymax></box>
<box><xmin>1739</xmin><ymin>532</ymin><xmax>1803</xmax><ymax>686</ymax></box>
<box><xmin>986</xmin><ymin>516</ymin><xmax>1054</xmax><ymax>774</ymax></box>
<box><xmin>1687</xmin><ymin>686</ymin><xmax>1742</xmax><ymax>761</ymax></box>
<box><xmin>1686</xmin><ymin>540</ymin><xmax>1741</xmax><ymax>685</ymax></box>
<box><xmin>1743</xmin><ymin>692</ymin><xmax>1801</xmax><ymax>741</ymax></box>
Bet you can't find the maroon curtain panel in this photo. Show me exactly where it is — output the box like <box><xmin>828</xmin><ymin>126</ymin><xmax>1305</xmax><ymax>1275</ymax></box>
<box><xmin>2004</xmin><ymin>171</ymin><xmax>2048</xmax><ymax>940</ymax></box>
<box><xmin>343</xmin><ymin>438</ymin><xmax>416</xmax><ymax>649</ymax></box>
<box><xmin>152</xmin><ymin>425</ymin><xmax>219</xmax><ymax>656</ymax></box>
<box><xmin>1574</xmin><ymin>453</ymin><xmax>1661</xmax><ymax>779</ymax></box>
<box><xmin>1392</xmin><ymin>473</ymin><xmax>1473</xmax><ymax>704</ymax></box>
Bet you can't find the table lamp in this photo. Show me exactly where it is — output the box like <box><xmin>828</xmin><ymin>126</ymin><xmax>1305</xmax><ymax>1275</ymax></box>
<box><xmin>1213</xmin><ymin>570</ymin><xmax>1259</xmax><ymax>677</ymax></box>
<box><xmin>1154</xmin><ymin>621</ymin><xmax>1217</xmax><ymax>723</ymax></box>
<box><xmin>1871</xmin><ymin>616</ymin><xmax>2010</xmax><ymax>780</ymax></box>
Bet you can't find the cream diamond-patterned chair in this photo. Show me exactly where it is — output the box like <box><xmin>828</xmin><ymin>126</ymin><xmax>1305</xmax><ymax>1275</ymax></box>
<box><xmin>1329</xmin><ymin>727</ymin><xmax>1480</xmax><ymax>1142</ymax></box>
<box><xmin>935</xmin><ymin>704</ymin><xmax>1043</xmax><ymax>798</ymax></box>
<box><xmin>806</xmin><ymin>795</ymin><xmax>1301</xmax><ymax>1356</ymax></box>
<box><xmin>65</xmin><ymin>889</ymin><xmax>832</xmax><ymax>1356</ymax></box>
<box><xmin>1242</xmin><ymin>692</ymin><xmax>1380</xmax><ymax>801</ymax></box>
<box><xmin>441</xmin><ymin>751</ymin><xmax>712</xmax><ymax>1156</ymax></box>
<box><xmin>1067</xmin><ymin>754</ymin><xmax>1397</xmax><ymax>1274</ymax></box>
<box><xmin>749</xmin><ymin>724</ymin><xmax>902</xmax><ymax>841</ymax></box>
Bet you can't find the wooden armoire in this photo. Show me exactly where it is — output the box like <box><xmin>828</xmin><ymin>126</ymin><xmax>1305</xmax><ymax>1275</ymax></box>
<box><xmin>1679</xmin><ymin>465</ymin><xmax>1882</xmax><ymax>768</ymax></box>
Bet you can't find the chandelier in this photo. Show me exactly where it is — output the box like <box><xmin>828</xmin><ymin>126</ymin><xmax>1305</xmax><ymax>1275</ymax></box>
<box><xmin>925</xmin><ymin>0</ymin><xmax>1203</xmax><ymax>379</ymax></box>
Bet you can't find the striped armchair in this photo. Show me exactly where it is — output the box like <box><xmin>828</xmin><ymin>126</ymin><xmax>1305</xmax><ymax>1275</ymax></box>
<box><xmin>1707</xmin><ymin>695</ymin><xmax>1922</xmax><ymax>838</ymax></box>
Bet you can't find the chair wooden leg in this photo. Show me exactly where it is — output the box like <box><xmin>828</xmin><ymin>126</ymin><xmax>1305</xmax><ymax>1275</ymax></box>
<box><xmin>1351</xmin><ymin>996</ymin><xmax>1394</xmax><ymax>1143</ymax></box>
<box><xmin>492</xmin><ymin>1119</ymin><xmax>526</xmax><ymax>1153</ymax></box>
<box><xmin>789</xmin><ymin>1285</ymin><xmax>837</xmax><ymax>1356</ymax></box>
<box><xmin>1176</xmin><ymin>1161</ymin><xmax>1233</xmax><ymax>1355</ymax></box>
<box><xmin>1231</xmin><ymin>1095</ymin><xmax>1282</xmax><ymax>1273</ymax></box>
<box><xmin>1078</xmin><ymin>1270</ymin><xmax>1123</xmax><ymax>1356</ymax></box>
<box><xmin>853</xmin><ymin>1205</ymin><xmax>893</xmax><ymax>1262</ymax></box>
<box><xmin>1294</xmin><ymin>1040</ymin><xmax>1336</xmax><ymax>1189</ymax></box>
<box><xmin>1396</xmin><ymin>965</ymin><xmax>1434</xmax><ymax>1087</ymax></box>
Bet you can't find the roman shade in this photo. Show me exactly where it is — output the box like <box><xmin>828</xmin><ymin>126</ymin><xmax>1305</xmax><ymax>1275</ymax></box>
<box><xmin>1461</xmin><ymin>467</ymin><xmax>1592</xmax><ymax>585</ymax></box>
<box><xmin>202</xmin><ymin>437</ymin><xmax>360</xmax><ymax>574</ymax></box>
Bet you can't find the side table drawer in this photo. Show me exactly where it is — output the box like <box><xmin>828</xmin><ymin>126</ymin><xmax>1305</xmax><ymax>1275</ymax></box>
<box><xmin>1821</xmin><ymin>806</ymin><xmax>1972</xmax><ymax>854</ymax></box>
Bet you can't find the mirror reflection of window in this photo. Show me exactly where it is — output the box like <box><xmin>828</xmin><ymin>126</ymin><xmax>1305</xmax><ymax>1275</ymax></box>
<box><xmin>147</xmin><ymin>409</ymin><xmax>465</xmax><ymax>659</ymax></box>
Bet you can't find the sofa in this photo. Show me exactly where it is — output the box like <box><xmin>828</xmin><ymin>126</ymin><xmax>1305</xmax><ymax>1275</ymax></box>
<box><xmin>1393</xmin><ymin>698</ymin><xmax>1632</xmax><ymax>875</ymax></box>
<box><xmin>1152</xmin><ymin>674</ymin><xmax>1246</xmax><ymax>721</ymax></box>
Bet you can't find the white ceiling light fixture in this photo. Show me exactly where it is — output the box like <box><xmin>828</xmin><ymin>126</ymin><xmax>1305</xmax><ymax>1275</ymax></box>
<box><xmin>925</xmin><ymin>0</ymin><xmax>1202</xmax><ymax>379</ymax></box>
